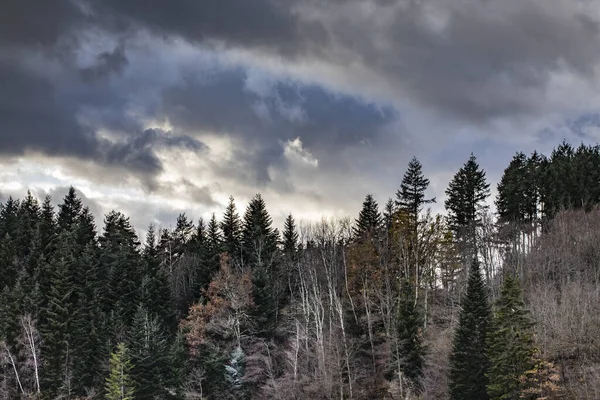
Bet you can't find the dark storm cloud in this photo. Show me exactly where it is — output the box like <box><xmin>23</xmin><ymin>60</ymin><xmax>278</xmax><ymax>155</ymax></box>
<box><xmin>80</xmin><ymin>44</ymin><xmax>128</xmax><ymax>81</ymax></box>
<box><xmin>95</xmin><ymin>0</ymin><xmax>300</xmax><ymax>51</ymax></box>
<box><xmin>0</xmin><ymin>61</ymin><xmax>99</xmax><ymax>159</ymax></box>
<box><xmin>0</xmin><ymin>0</ymin><xmax>83</xmax><ymax>47</ymax></box>
<box><xmin>0</xmin><ymin>56</ymin><xmax>204</xmax><ymax>188</ymax></box>
<box><xmin>162</xmin><ymin>68</ymin><xmax>395</xmax><ymax>185</ymax></box>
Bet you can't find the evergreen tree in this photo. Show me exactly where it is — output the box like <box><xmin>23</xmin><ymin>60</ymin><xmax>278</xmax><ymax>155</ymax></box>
<box><xmin>394</xmin><ymin>278</ymin><xmax>425</xmax><ymax>389</ymax></box>
<box><xmin>282</xmin><ymin>213</ymin><xmax>299</xmax><ymax>259</ymax></box>
<box><xmin>189</xmin><ymin>218</ymin><xmax>214</xmax><ymax>300</ymax></box>
<box><xmin>57</xmin><ymin>186</ymin><xmax>83</xmax><ymax>232</ymax></box>
<box><xmin>128</xmin><ymin>306</ymin><xmax>171</xmax><ymax>399</ymax></box>
<box><xmin>173</xmin><ymin>212</ymin><xmax>194</xmax><ymax>256</ymax></box>
<box><xmin>496</xmin><ymin>152</ymin><xmax>528</xmax><ymax>226</ymax></box>
<box><xmin>100</xmin><ymin>211</ymin><xmax>143</xmax><ymax>332</ymax></box>
<box><xmin>41</xmin><ymin>239</ymin><xmax>76</xmax><ymax>395</ymax></box>
<box><xmin>221</xmin><ymin>196</ymin><xmax>242</xmax><ymax>262</ymax></box>
<box><xmin>396</xmin><ymin>157</ymin><xmax>435</xmax><ymax>229</ymax></box>
<box><xmin>15</xmin><ymin>190</ymin><xmax>40</xmax><ymax>258</ymax></box>
<box><xmin>105</xmin><ymin>342</ymin><xmax>135</xmax><ymax>400</ymax></box>
<box><xmin>353</xmin><ymin>194</ymin><xmax>383</xmax><ymax>242</ymax></box>
<box><xmin>445</xmin><ymin>153</ymin><xmax>490</xmax><ymax>256</ymax></box>
<box><xmin>241</xmin><ymin>194</ymin><xmax>279</xmax><ymax>268</ymax></box>
<box><xmin>71</xmin><ymin>243</ymin><xmax>104</xmax><ymax>395</ymax></box>
<box><xmin>486</xmin><ymin>275</ymin><xmax>536</xmax><ymax>400</ymax></box>
<box><xmin>241</xmin><ymin>194</ymin><xmax>280</xmax><ymax>336</ymax></box>
<box><xmin>449</xmin><ymin>259</ymin><xmax>492</xmax><ymax>400</ymax></box>
<box><xmin>39</xmin><ymin>194</ymin><xmax>57</xmax><ymax>252</ymax></box>
<box><xmin>141</xmin><ymin>224</ymin><xmax>174</xmax><ymax>330</ymax></box>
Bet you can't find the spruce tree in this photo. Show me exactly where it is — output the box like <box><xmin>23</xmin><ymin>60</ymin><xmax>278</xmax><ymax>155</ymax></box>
<box><xmin>128</xmin><ymin>306</ymin><xmax>171</xmax><ymax>399</ymax></box>
<box><xmin>39</xmin><ymin>195</ymin><xmax>57</xmax><ymax>252</ymax></box>
<box><xmin>57</xmin><ymin>186</ymin><xmax>83</xmax><ymax>232</ymax></box>
<box><xmin>496</xmin><ymin>152</ymin><xmax>528</xmax><ymax>226</ymax></box>
<box><xmin>486</xmin><ymin>275</ymin><xmax>536</xmax><ymax>400</ymax></box>
<box><xmin>141</xmin><ymin>224</ymin><xmax>174</xmax><ymax>330</ymax></box>
<box><xmin>241</xmin><ymin>194</ymin><xmax>280</xmax><ymax>336</ymax></box>
<box><xmin>449</xmin><ymin>259</ymin><xmax>491</xmax><ymax>400</ymax></box>
<box><xmin>221</xmin><ymin>196</ymin><xmax>242</xmax><ymax>262</ymax></box>
<box><xmin>41</xmin><ymin>239</ymin><xmax>76</xmax><ymax>396</ymax></box>
<box><xmin>282</xmin><ymin>213</ymin><xmax>299</xmax><ymax>259</ymax></box>
<box><xmin>395</xmin><ymin>278</ymin><xmax>425</xmax><ymax>389</ymax></box>
<box><xmin>100</xmin><ymin>211</ymin><xmax>143</xmax><ymax>331</ymax></box>
<box><xmin>353</xmin><ymin>194</ymin><xmax>383</xmax><ymax>242</ymax></box>
<box><xmin>105</xmin><ymin>342</ymin><xmax>135</xmax><ymax>400</ymax></box>
<box><xmin>445</xmin><ymin>153</ymin><xmax>490</xmax><ymax>256</ymax></box>
<box><xmin>396</xmin><ymin>157</ymin><xmax>435</xmax><ymax>229</ymax></box>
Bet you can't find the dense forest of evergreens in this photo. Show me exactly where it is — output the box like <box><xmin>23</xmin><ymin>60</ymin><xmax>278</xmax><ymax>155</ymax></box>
<box><xmin>1</xmin><ymin>140</ymin><xmax>600</xmax><ymax>399</ymax></box>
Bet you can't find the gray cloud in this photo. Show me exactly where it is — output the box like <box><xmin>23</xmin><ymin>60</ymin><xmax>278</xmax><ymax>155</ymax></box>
<box><xmin>80</xmin><ymin>44</ymin><xmax>128</xmax><ymax>81</ymax></box>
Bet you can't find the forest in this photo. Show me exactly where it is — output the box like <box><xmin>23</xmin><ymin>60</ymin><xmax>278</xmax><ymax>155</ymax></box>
<box><xmin>1</xmin><ymin>139</ymin><xmax>600</xmax><ymax>399</ymax></box>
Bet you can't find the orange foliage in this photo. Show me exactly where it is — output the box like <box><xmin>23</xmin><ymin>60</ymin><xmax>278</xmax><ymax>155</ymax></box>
<box><xmin>180</xmin><ymin>253</ymin><xmax>253</xmax><ymax>356</ymax></box>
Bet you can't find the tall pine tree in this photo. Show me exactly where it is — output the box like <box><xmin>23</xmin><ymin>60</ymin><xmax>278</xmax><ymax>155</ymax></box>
<box><xmin>486</xmin><ymin>275</ymin><xmax>536</xmax><ymax>400</ymax></box>
<box><xmin>448</xmin><ymin>259</ymin><xmax>492</xmax><ymax>400</ymax></box>
<box><xmin>445</xmin><ymin>153</ymin><xmax>490</xmax><ymax>258</ymax></box>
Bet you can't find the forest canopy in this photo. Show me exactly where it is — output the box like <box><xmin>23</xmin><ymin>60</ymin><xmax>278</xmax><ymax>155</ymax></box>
<box><xmin>1</xmin><ymin>140</ymin><xmax>599</xmax><ymax>399</ymax></box>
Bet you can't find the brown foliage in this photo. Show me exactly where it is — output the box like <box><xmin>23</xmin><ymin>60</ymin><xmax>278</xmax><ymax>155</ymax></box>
<box><xmin>181</xmin><ymin>253</ymin><xmax>253</xmax><ymax>355</ymax></box>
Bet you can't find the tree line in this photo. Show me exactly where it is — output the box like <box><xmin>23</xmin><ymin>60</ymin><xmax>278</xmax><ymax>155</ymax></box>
<box><xmin>1</xmin><ymin>139</ymin><xmax>600</xmax><ymax>399</ymax></box>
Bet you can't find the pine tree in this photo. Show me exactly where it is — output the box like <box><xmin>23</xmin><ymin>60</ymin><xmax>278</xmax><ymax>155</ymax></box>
<box><xmin>396</xmin><ymin>157</ymin><xmax>435</xmax><ymax>229</ymax></box>
<box><xmin>486</xmin><ymin>275</ymin><xmax>536</xmax><ymax>400</ymax></box>
<box><xmin>394</xmin><ymin>278</ymin><xmax>425</xmax><ymax>389</ymax></box>
<box><xmin>141</xmin><ymin>224</ymin><xmax>175</xmax><ymax>330</ymax></box>
<box><xmin>282</xmin><ymin>213</ymin><xmax>299</xmax><ymax>259</ymax></box>
<box><xmin>496</xmin><ymin>152</ymin><xmax>528</xmax><ymax>226</ymax></box>
<box><xmin>105</xmin><ymin>342</ymin><xmax>135</xmax><ymax>400</ymax></box>
<box><xmin>221</xmin><ymin>196</ymin><xmax>242</xmax><ymax>262</ymax></box>
<box><xmin>15</xmin><ymin>190</ymin><xmax>40</xmax><ymax>259</ymax></box>
<box><xmin>241</xmin><ymin>194</ymin><xmax>280</xmax><ymax>336</ymax></box>
<box><xmin>41</xmin><ymin>239</ymin><xmax>76</xmax><ymax>396</ymax></box>
<box><xmin>449</xmin><ymin>259</ymin><xmax>491</xmax><ymax>400</ymax></box>
<box><xmin>353</xmin><ymin>194</ymin><xmax>383</xmax><ymax>242</ymax></box>
<box><xmin>57</xmin><ymin>186</ymin><xmax>83</xmax><ymax>232</ymax></box>
<box><xmin>71</xmin><ymin>243</ymin><xmax>104</xmax><ymax>395</ymax></box>
<box><xmin>173</xmin><ymin>213</ymin><xmax>194</xmax><ymax>256</ymax></box>
<box><xmin>445</xmin><ymin>153</ymin><xmax>490</xmax><ymax>257</ymax></box>
<box><xmin>39</xmin><ymin>195</ymin><xmax>57</xmax><ymax>252</ymax></box>
<box><xmin>100</xmin><ymin>211</ymin><xmax>143</xmax><ymax>331</ymax></box>
<box><xmin>127</xmin><ymin>306</ymin><xmax>171</xmax><ymax>399</ymax></box>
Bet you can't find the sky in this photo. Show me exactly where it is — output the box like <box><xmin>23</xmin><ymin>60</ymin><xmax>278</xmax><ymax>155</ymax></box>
<box><xmin>3</xmin><ymin>0</ymin><xmax>600</xmax><ymax>234</ymax></box>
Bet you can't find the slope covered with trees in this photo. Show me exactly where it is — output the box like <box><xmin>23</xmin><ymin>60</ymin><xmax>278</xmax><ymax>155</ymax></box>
<box><xmin>1</xmin><ymin>140</ymin><xmax>599</xmax><ymax>399</ymax></box>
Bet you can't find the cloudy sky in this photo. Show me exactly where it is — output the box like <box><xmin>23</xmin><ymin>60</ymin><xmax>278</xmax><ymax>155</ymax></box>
<box><xmin>3</xmin><ymin>0</ymin><xmax>600</xmax><ymax>233</ymax></box>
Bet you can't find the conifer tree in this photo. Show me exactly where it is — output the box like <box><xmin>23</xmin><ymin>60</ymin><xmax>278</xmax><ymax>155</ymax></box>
<box><xmin>105</xmin><ymin>342</ymin><xmax>135</xmax><ymax>400</ymax></box>
<box><xmin>71</xmin><ymin>243</ymin><xmax>104</xmax><ymax>394</ymax></box>
<box><xmin>173</xmin><ymin>213</ymin><xmax>194</xmax><ymax>256</ymax></box>
<box><xmin>486</xmin><ymin>275</ymin><xmax>536</xmax><ymax>400</ymax></box>
<box><xmin>15</xmin><ymin>191</ymin><xmax>40</xmax><ymax>258</ymax></box>
<box><xmin>57</xmin><ymin>186</ymin><xmax>82</xmax><ymax>232</ymax></box>
<box><xmin>353</xmin><ymin>194</ymin><xmax>383</xmax><ymax>242</ymax></box>
<box><xmin>141</xmin><ymin>224</ymin><xmax>174</xmax><ymax>330</ymax></box>
<box><xmin>396</xmin><ymin>157</ymin><xmax>435</xmax><ymax>230</ymax></box>
<box><xmin>445</xmin><ymin>154</ymin><xmax>490</xmax><ymax>256</ymax></box>
<box><xmin>282</xmin><ymin>213</ymin><xmax>299</xmax><ymax>259</ymax></box>
<box><xmin>39</xmin><ymin>195</ymin><xmax>57</xmax><ymax>252</ymax></box>
<box><xmin>241</xmin><ymin>194</ymin><xmax>279</xmax><ymax>268</ymax></box>
<box><xmin>128</xmin><ymin>306</ymin><xmax>171</xmax><ymax>399</ymax></box>
<box><xmin>241</xmin><ymin>194</ymin><xmax>280</xmax><ymax>335</ymax></box>
<box><xmin>394</xmin><ymin>278</ymin><xmax>425</xmax><ymax>389</ymax></box>
<box><xmin>496</xmin><ymin>152</ymin><xmax>528</xmax><ymax>226</ymax></box>
<box><xmin>41</xmin><ymin>240</ymin><xmax>76</xmax><ymax>395</ymax></box>
<box><xmin>449</xmin><ymin>259</ymin><xmax>491</xmax><ymax>400</ymax></box>
<box><xmin>221</xmin><ymin>196</ymin><xmax>242</xmax><ymax>262</ymax></box>
<box><xmin>100</xmin><ymin>211</ymin><xmax>143</xmax><ymax>330</ymax></box>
